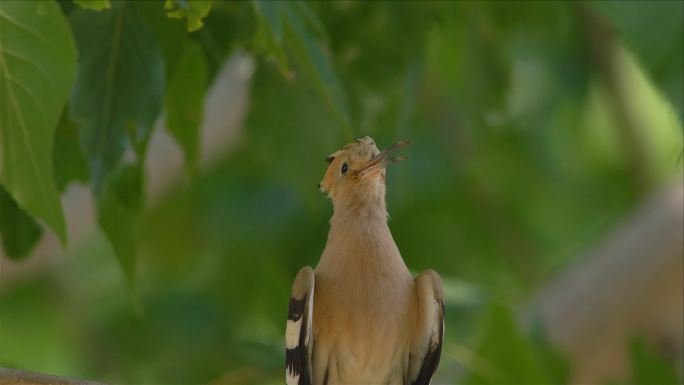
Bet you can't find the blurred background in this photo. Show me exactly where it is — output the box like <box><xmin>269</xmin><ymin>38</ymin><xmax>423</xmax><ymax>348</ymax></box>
<box><xmin>0</xmin><ymin>1</ymin><xmax>682</xmax><ymax>384</ymax></box>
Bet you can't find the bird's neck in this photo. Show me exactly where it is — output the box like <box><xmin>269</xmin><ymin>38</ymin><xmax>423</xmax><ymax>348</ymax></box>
<box><xmin>329</xmin><ymin>180</ymin><xmax>389</xmax><ymax>239</ymax></box>
<box><xmin>328</xmin><ymin>201</ymin><xmax>388</xmax><ymax>242</ymax></box>
<box><xmin>318</xmin><ymin>187</ymin><xmax>409</xmax><ymax>278</ymax></box>
<box><xmin>332</xmin><ymin>184</ymin><xmax>388</xmax><ymax>224</ymax></box>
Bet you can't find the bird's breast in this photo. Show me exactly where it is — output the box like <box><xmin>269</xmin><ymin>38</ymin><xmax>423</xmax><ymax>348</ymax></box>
<box><xmin>311</xmin><ymin>271</ymin><xmax>416</xmax><ymax>385</ymax></box>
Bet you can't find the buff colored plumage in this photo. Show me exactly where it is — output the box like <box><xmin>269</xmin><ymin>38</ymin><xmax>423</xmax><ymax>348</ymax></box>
<box><xmin>286</xmin><ymin>137</ymin><xmax>444</xmax><ymax>385</ymax></box>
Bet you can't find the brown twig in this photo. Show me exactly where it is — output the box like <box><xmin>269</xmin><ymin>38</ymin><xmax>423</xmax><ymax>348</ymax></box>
<box><xmin>0</xmin><ymin>367</ymin><xmax>108</xmax><ymax>385</ymax></box>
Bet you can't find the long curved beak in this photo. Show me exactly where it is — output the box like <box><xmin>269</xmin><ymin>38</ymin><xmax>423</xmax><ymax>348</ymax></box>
<box><xmin>355</xmin><ymin>140</ymin><xmax>410</xmax><ymax>177</ymax></box>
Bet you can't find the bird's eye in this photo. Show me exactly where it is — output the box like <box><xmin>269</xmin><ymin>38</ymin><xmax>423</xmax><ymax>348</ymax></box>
<box><xmin>341</xmin><ymin>162</ymin><xmax>349</xmax><ymax>175</ymax></box>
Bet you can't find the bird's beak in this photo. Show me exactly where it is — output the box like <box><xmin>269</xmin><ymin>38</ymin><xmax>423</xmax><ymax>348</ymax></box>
<box><xmin>355</xmin><ymin>140</ymin><xmax>410</xmax><ymax>177</ymax></box>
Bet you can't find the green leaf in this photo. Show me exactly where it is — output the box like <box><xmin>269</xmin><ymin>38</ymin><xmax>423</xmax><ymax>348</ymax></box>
<box><xmin>466</xmin><ymin>303</ymin><xmax>554</xmax><ymax>384</ymax></box>
<box><xmin>53</xmin><ymin>110</ymin><xmax>88</xmax><ymax>192</ymax></box>
<box><xmin>0</xmin><ymin>0</ymin><xmax>75</xmax><ymax>245</ymax></box>
<box><xmin>73</xmin><ymin>0</ymin><xmax>111</xmax><ymax>11</ymax></box>
<box><xmin>630</xmin><ymin>337</ymin><xmax>681</xmax><ymax>385</ymax></box>
<box><xmin>133</xmin><ymin>0</ymin><xmax>187</xmax><ymax>79</ymax></box>
<box><xmin>252</xmin><ymin>1</ymin><xmax>352</xmax><ymax>139</ymax></box>
<box><xmin>70</xmin><ymin>2</ymin><xmax>163</xmax><ymax>283</ymax></box>
<box><xmin>70</xmin><ymin>1</ymin><xmax>165</xmax><ymax>190</ymax></box>
<box><xmin>96</xmin><ymin>164</ymin><xmax>143</xmax><ymax>284</ymax></box>
<box><xmin>165</xmin><ymin>40</ymin><xmax>207</xmax><ymax>172</ymax></box>
<box><xmin>164</xmin><ymin>0</ymin><xmax>211</xmax><ymax>32</ymax></box>
<box><xmin>593</xmin><ymin>1</ymin><xmax>684</xmax><ymax>120</ymax></box>
<box><xmin>0</xmin><ymin>184</ymin><xmax>42</xmax><ymax>260</ymax></box>
<box><xmin>252</xmin><ymin>1</ymin><xmax>289</xmax><ymax>71</ymax></box>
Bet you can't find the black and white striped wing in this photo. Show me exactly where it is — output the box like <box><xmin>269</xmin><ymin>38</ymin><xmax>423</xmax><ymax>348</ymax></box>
<box><xmin>409</xmin><ymin>270</ymin><xmax>445</xmax><ymax>385</ymax></box>
<box><xmin>286</xmin><ymin>267</ymin><xmax>315</xmax><ymax>385</ymax></box>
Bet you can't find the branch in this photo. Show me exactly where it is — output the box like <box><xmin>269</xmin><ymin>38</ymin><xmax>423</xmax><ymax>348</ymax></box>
<box><xmin>527</xmin><ymin>179</ymin><xmax>684</xmax><ymax>383</ymax></box>
<box><xmin>0</xmin><ymin>367</ymin><xmax>107</xmax><ymax>385</ymax></box>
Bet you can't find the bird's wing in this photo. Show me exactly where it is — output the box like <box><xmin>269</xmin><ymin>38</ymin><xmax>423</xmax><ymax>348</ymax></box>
<box><xmin>286</xmin><ymin>266</ymin><xmax>315</xmax><ymax>385</ymax></box>
<box><xmin>408</xmin><ymin>269</ymin><xmax>445</xmax><ymax>385</ymax></box>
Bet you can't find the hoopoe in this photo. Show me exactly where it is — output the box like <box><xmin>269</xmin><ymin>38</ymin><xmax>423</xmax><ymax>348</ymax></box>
<box><xmin>286</xmin><ymin>137</ymin><xmax>444</xmax><ymax>385</ymax></box>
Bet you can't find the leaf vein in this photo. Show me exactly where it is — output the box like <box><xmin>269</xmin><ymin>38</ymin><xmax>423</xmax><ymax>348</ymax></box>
<box><xmin>6</xmin><ymin>72</ymin><xmax>48</xmax><ymax>116</ymax></box>
<box><xmin>93</xmin><ymin>4</ymin><xmax>126</xmax><ymax>183</ymax></box>
<box><xmin>0</xmin><ymin>39</ymin><xmax>60</xmax><ymax>228</ymax></box>
<box><xmin>0</xmin><ymin>9</ymin><xmax>52</xmax><ymax>46</ymax></box>
<box><xmin>0</xmin><ymin>46</ymin><xmax>55</xmax><ymax>92</ymax></box>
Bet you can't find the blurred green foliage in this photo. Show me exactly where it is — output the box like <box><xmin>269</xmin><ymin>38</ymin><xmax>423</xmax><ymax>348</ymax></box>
<box><xmin>464</xmin><ymin>304</ymin><xmax>568</xmax><ymax>385</ymax></box>
<box><xmin>0</xmin><ymin>1</ymin><xmax>682</xmax><ymax>384</ymax></box>
<box><xmin>629</xmin><ymin>337</ymin><xmax>682</xmax><ymax>385</ymax></box>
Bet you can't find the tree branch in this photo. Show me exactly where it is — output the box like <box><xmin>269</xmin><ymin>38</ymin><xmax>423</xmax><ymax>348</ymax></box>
<box><xmin>0</xmin><ymin>367</ymin><xmax>107</xmax><ymax>385</ymax></box>
<box><xmin>527</xmin><ymin>179</ymin><xmax>684</xmax><ymax>383</ymax></box>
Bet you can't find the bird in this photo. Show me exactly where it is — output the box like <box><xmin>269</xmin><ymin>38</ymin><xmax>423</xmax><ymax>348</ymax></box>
<box><xmin>286</xmin><ymin>136</ymin><xmax>444</xmax><ymax>385</ymax></box>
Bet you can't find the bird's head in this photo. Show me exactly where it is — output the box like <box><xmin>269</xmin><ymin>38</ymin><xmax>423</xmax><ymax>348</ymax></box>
<box><xmin>319</xmin><ymin>136</ymin><xmax>409</xmax><ymax>208</ymax></box>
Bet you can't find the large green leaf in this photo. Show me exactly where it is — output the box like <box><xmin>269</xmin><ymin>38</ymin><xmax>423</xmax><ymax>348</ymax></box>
<box><xmin>252</xmin><ymin>0</ymin><xmax>352</xmax><ymax>139</ymax></box>
<box><xmin>70</xmin><ymin>2</ymin><xmax>163</xmax><ymax>282</ymax></box>
<box><xmin>0</xmin><ymin>185</ymin><xmax>42</xmax><ymax>260</ymax></box>
<box><xmin>70</xmin><ymin>1</ymin><xmax>165</xmax><ymax>190</ymax></box>
<box><xmin>165</xmin><ymin>40</ymin><xmax>207</xmax><ymax>173</ymax></box>
<box><xmin>0</xmin><ymin>0</ymin><xmax>75</xmax><ymax>245</ymax></box>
